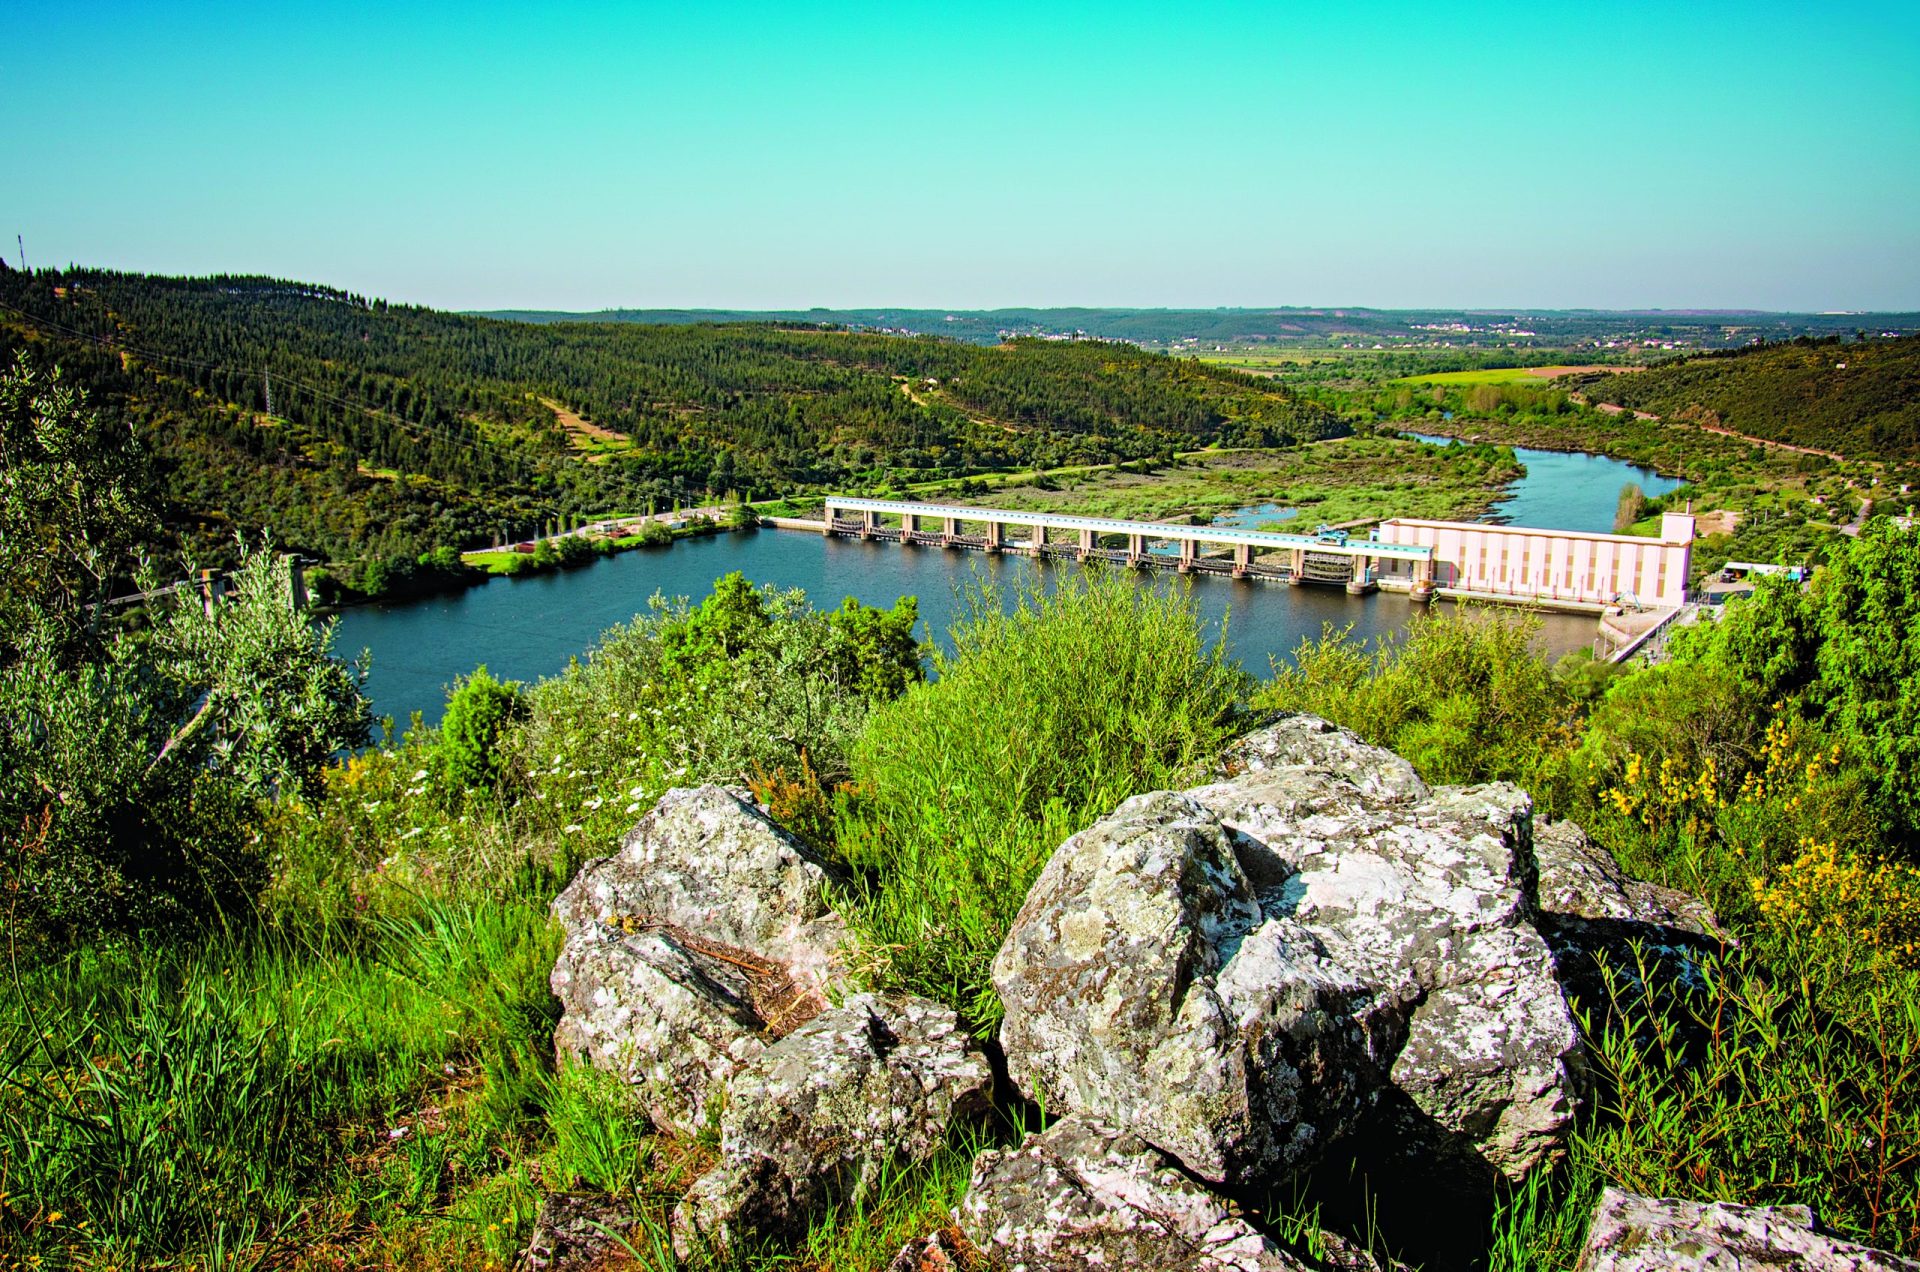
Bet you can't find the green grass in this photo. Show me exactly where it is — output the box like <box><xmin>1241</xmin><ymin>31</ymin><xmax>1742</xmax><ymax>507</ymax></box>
<box><xmin>835</xmin><ymin>568</ymin><xmax>1251</xmax><ymax>1029</ymax></box>
<box><xmin>0</xmin><ymin>886</ymin><xmax>563</xmax><ymax>1267</ymax></box>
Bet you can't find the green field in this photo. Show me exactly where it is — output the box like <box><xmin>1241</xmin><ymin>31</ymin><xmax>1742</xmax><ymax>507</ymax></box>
<box><xmin>927</xmin><ymin>435</ymin><xmax>1525</xmax><ymax>528</ymax></box>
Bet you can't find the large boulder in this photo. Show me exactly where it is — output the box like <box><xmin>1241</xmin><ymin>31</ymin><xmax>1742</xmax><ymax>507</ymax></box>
<box><xmin>1532</xmin><ymin>818</ymin><xmax>1726</xmax><ymax>1014</ymax></box>
<box><xmin>674</xmin><ymin>992</ymin><xmax>992</xmax><ymax>1256</ymax></box>
<box><xmin>1575</xmin><ymin>1186</ymin><xmax>1920</xmax><ymax>1271</ymax></box>
<box><xmin>550</xmin><ymin>785</ymin><xmax>850</xmax><ymax>1136</ymax></box>
<box><xmin>1191</xmin><ymin>768</ymin><xmax>1582</xmax><ymax>1179</ymax></box>
<box><xmin>955</xmin><ymin>1116</ymin><xmax>1312</xmax><ymax>1272</ymax></box>
<box><xmin>993</xmin><ymin>789</ymin><xmax>1398</xmax><ymax>1182</ymax></box>
<box><xmin>995</xmin><ymin>715</ymin><xmax>1584</xmax><ymax>1183</ymax></box>
<box><xmin>1534</xmin><ymin>819</ymin><xmax>1722</xmax><ymax>941</ymax></box>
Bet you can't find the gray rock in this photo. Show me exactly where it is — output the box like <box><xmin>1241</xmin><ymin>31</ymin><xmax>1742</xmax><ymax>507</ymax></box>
<box><xmin>995</xmin><ymin>717</ymin><xmax>1584</xmax><ymax>1184</ymax></box>
<box><xmin>885</xmin><ymin>1228</ymin><xmax>980</xmax><ymax>1272</ymax></box>
<box><xmin>674</xmin><ymin>992</ymin><xmax>992</xmax><ymax>1256</ymax></box>
<box><xmin>550</xmin><ymin>785</ymin><xmax>850</xmax><ymax>1136</ymax></box>
<box><xmin>1575</xmin><ymin>1186</ymin><xmax>1920</xmax><ymax>1271</ymax></box>
<box><xmin>523</xmin><ymin>1193</ymin><xmax>647</xmax><ymax>1272</ymax></box>
<box><xmin>1215</xmin><ymin>714</ymin><xmax>1428</xmax><ymax>804</ymax></box>
<box><xmin>1192</xmin><ymin>767</ymin><xmax>1582</xmax><ymax>1180</ymax></box>
<box><xmin>956</xmin><ymin>1116</ymin><xmax>1311</xmax><ymax>1272</ymax></box>
<box><xmin>993</xmin><ymin>789</ymin><xmax>1397</xmax><ymax>1182</ymax></box>
<box><xmin>1534</xmin><ymin>820</ymin><xmax>1722</xmax><ymax>940</ymax></box>
<box><xmin>1532</xmin><ymin>819</ymin><xmax>1727</xmax><ymax>1022</ymax></box>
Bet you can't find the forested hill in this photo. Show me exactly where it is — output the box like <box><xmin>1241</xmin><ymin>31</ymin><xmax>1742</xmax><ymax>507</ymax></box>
<box><xmin>0</xmin><ymin>267</ymin><xmax>1335</xmax><ymax>591</ymax></box>
<box><xmin>1564</xmin><ymin>335</ymin><xmax>1920</xmax><ymax>460</ymax></box>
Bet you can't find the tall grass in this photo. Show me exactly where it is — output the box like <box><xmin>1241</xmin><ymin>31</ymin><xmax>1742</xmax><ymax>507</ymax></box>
<box><xmin>0</xmin><ymin>884</ymin><xmax>560</xmax><ymax>1265</ymax></box>
<box><xmin>836</xmin><ymin>568</ymin><xmax>1250</xmax><ymax>1028</ymax></box>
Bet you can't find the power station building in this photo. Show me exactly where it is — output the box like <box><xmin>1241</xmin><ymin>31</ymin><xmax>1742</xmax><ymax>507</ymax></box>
<box><xmin>1373</xmin><ymin>513</ymin><xmax>1696</xmax><ymax>609</ymax></box>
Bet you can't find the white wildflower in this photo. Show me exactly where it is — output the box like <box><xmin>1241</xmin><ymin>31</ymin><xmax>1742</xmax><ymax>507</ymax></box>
<box><xmin>411</xmin><ymin>769</ymin><xmax>428</xmax><ymax>782</ymax></box>
<box><xmin>563</xmin><ymin>823</ymin><xmax>584</xmax><ymax>834</ymax></box>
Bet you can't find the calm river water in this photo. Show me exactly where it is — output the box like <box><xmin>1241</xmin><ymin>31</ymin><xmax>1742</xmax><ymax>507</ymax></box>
<box><xmin>334</xmin><ymin>445</ymin><xmax>1682</xmax><ymax>728</ymax></box>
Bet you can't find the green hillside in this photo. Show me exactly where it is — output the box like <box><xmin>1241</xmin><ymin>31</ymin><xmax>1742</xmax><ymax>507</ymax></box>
<box><xmin>1564</xmin><ymin>335</ymin><xmax>1920</xmax><ymax>460</ymax></box>
<box><xmin>0</xmin><ymin>267</ymin><xmax>1336</xmax><ymax>592</ymax></box>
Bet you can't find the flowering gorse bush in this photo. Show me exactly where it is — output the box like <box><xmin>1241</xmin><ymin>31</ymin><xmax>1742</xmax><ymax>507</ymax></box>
<box><xmin>1752</xmin><ymin>838</ymin><xmax>1920</xmax><ymax>970</ymax></box>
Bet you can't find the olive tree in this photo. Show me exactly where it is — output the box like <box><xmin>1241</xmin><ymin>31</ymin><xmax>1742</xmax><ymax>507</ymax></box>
<box><xmin>0</xmin><ymin>356</ymin><xmax>370</xmax><ymax>941</ymax></box>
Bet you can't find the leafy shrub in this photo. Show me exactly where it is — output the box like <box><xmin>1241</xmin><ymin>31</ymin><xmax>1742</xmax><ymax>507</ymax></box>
<box><xmin>435</xmin><ymin>666</ymin><xmax>527</xmax><ymax>796</ymax></box>
<box><xmin>510</xmin><ymin>574</ymin><xmax>922</xmax><ymax>850</ymax></box>
<box><xmin>1258</xmin><ymin>606</ymin><xmax>1578</xmax><ymax>808</ymax></box>
<box><xmin>838</xmin><ymin>568</ymin><xmax>1250</xmax><ymax>1027</ymax></box>
<box><xmin>1</xmin><ymin>550</ymin><xmax>368</xmax><ymax>943</ymax></box>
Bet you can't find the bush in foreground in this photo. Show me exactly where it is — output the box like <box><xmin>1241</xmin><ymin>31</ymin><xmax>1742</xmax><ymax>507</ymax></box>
<box><xmin>837</xmin><ymin>567</ymin><xmax>1251</xmax><ymax>1028</ymax></box>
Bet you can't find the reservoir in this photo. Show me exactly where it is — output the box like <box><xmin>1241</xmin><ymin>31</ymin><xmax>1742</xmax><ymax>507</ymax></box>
<box><xmin>334</xmin><ymin>446</ymin><xmax>1682</xmax><ymax>728</ymax></box>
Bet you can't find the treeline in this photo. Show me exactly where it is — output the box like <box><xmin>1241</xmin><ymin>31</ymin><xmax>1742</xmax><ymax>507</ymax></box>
<box><xmin>0</xmin><ymin>266</ymin><xmax>1335</xmax><ymax>592</ymax></box>
<box><xmin>1565</xmin><ymin>335</ymin><xmax>1920</xmax><ymax>460</ymax></box>
<box><xmin>488</xmin><ymin>305</ymin><xmax>1920</xmax><ymax>349</ymax></box>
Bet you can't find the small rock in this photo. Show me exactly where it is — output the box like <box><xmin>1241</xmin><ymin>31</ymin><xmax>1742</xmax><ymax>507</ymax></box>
<box><xmin>673</xmin><ymin>992</ymin><xmax>992</xmax><ymax>1256</ymax></box>
<box><xmin>1575</xmin><ymin>1186</ymin><xmax>1920</xmax><ymax>1271</ymax></box>
<box><xmin>524</xmin><ymin>1193</ymin><xmax>642</xmax><ymax>1272</ymax></box>
<box><xmin>1533</xmin><ymin>819</ymin><xmax>1727</xmax><ymax>1021</ymax></box>
<box><xmin>955</xmin><ymin>1116</ymin><xmax>1311</xmax><ymax>1272</ymax></box>
<box><xmin>1534</xmin><ymin>820</ymin><xmax>1722</xmax><ymax>940</ymax></box>
<box><xmin>886</xmin><ymin>1226</ymin><xmax>982</xmax><ymax>1272</ymax></box>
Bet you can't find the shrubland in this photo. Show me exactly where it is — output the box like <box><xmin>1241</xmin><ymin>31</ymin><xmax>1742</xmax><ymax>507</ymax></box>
<box><xmin>6</xmin><ymin>354</ymin><xmax>1920</xmax><ymax>1268</ymax></box>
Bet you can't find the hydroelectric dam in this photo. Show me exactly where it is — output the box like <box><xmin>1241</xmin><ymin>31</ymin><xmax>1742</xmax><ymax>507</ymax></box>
<box><xmin>820</xmin><ymin>496</ymin><xmax>1436</xmax><ymax>597</ymax></box>
<box><xmin>815</xmin><ymin>496</ymin><xmax>1699</xmax><ymax>614</ymax></box>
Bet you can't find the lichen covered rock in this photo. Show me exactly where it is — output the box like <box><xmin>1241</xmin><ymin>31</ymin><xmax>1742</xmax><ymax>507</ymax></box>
<box><xmin>549</xmin><ymin>785</ymin><xmax>850</xmax><ymax>1135</ymax></box>
<box><xmin>1193</xmin><ymin>768</ymin><xmax>1581</xmax><ymax>1178</ymax></box>
<box><xmin>994</xmin><ymin>788</ymin><xmax>1397</xmax><ymax>1182</ymax></box>
<box><xmin>956</xmin><ymin>1116</ymin><xmax>1310</xmax><ymax>1272</ymax></box>
<box><xmin>995</xmin><ymin>715</ymin><xmax>1584</xmax><ymax>1183</ymax></box>
<box><xmin>1575</xmin><ymin>1186</ymin><xmax>1920</xmax><ymax>1271</ymax></box>
<box><xmin>1534</xmin><ymin>819</ymin><xmax>1722</xmax><ymax>940</ymax></box>
<box><xmin>674</xmin><ymin>992</ymin><xmax>992</xmax><ymax>1256</ymax></box>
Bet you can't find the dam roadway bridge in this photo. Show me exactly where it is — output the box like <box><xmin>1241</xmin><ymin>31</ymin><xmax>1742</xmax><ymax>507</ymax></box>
<box><xmin>820</xmin><ymin>497</ymin><xmax>1437</xmax><ymax>598</ymax></box>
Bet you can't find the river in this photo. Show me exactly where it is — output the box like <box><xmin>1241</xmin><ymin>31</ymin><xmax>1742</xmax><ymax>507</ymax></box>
<box><xmin>333</xmin><ymin>446</ymin><xmax>1682</xmax><ymax>728</ymax></box>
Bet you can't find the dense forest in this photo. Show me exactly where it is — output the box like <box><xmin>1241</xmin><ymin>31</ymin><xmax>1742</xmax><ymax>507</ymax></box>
<box><xmin>1565</xmin><ymin>335</ymin><xmax>1920</xmax><ymax>460</ymax></box>
<box><xmin>0</xmin><ymin>266</ymin><xmax>1335</xmax><ymax>592</ymax></box>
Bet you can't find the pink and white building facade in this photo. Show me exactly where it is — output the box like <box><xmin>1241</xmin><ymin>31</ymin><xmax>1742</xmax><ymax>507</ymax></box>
<box><xmin>1374</xmin><ymin>512</ymin><xmax>1696</xmax><ymax>609</ymax></box>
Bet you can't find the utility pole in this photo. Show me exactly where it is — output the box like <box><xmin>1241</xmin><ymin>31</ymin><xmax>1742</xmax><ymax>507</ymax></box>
<box><xmin>263</xmin><ymin>371</ymin><xmax>274</xmax><ymax>418</ymax></box>
<box><xmin>15</xmin><ymin>235</ymin><xmax>24</xmax><ymax>271</ymax></box>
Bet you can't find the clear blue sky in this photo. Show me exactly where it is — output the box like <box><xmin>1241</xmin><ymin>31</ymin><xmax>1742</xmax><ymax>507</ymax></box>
<box><xmin>8</xmin><ymin>1</ymin><xmax>1918</xmax><ymax>311</ymax></box>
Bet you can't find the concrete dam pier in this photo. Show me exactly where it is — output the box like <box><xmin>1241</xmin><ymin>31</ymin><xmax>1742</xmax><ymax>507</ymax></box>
<box><xmin>821</xmin><ymin>497</ymin><xmax>1434</xmax><ymax>597</ymax></box>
